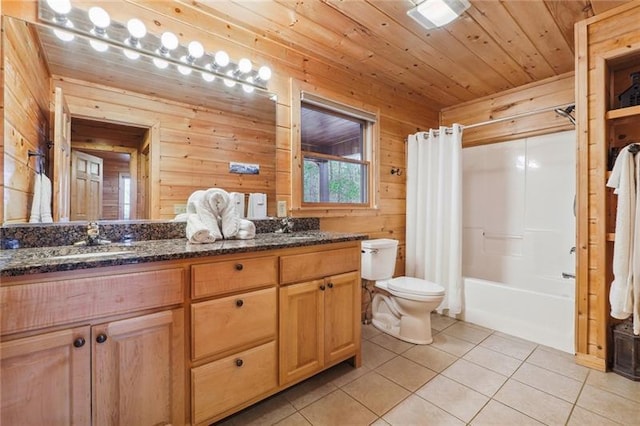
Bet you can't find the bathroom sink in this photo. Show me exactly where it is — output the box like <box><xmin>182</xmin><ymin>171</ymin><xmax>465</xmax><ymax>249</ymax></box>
<box><xmin>50</xmin><ymin>250</ymin><xmax>134</xmax><ymax>260</ymax></box>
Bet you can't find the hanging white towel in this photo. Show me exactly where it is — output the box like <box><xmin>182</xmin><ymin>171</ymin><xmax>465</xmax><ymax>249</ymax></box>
<box><xmin>39</xmin><ymin>173</ymin><xmax>53</xmax><ymax>223</ymax></box>
<box><xmin>186</xmin><ymin>213</ymin><xmax>216</xmax><ymax>244</ymax></box>
<box><xmin>247</xmin><ymin>193</ymin><xmax>267</xmax><ymax>219</ymax></box>
<box><xmin>606</xmin><ymin>145</ymin><xmax>639</xmax><ymax>334</ymax></box>
<box><xmin>29</xmin><ymin>174</ymin><xmax>42</xmax><ymax>223</ymax></box>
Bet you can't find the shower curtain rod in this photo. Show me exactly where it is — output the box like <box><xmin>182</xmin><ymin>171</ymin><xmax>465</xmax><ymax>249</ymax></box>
<box><xmin>425</xmin><ymin>102</ymin><xmax>576</xmax><ymax>135</ymax></box>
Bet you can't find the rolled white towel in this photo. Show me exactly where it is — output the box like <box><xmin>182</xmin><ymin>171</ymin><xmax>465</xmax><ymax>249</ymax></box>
<box><xmin>203</xmin><ymin>188</ymin><xmax>240</xmax><ymax>239</ymax></box>
<box><xmin>192</xmin><ymin>190</ymin><xmax>223</xmax><ymax>240</ymax></box>
<box><xmin>235</xmin><ymin>219</ymin><xmax>256</xmax><ymax>240</ymax></box>
<box><xmin>172</xmin><ymin>213</ymin><xmax>189</xmax><ymax>222</ymax></box>
<box><xmin>186</xmin><ymin>214</ymin><xmax>216</xmax><ymax>244</ymax></box>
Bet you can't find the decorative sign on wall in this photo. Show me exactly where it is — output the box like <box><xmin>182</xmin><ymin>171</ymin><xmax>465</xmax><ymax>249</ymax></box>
<box><xmin>229</xmin><ymin>162</ymin><xmax>259</xmax><ymax>175</ymax></box>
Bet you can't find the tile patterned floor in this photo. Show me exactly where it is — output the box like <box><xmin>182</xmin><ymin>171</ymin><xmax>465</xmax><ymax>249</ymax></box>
<box><xmin>216</xmin><ymin>314</ymin><xmax>640</xmax><ymax>425</ymax></box>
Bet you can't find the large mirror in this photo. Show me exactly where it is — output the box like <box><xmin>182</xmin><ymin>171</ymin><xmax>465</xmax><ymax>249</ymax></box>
<box><xmin>3</xmin><ymin>14</ymin><xmax>277</xmax><ymax>225</ymax></box>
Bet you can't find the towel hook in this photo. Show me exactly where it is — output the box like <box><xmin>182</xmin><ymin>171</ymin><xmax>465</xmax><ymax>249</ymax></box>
<box><xmin>390</xmin><ymin>167</ymin><xmax>402</xmax><ymax>176</ymax></box>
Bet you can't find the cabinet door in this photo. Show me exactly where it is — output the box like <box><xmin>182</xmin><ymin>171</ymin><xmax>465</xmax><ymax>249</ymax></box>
<box><xmin>324</xmin><ymin>272</ymin><xmax>361</xmax><ymax>364</ymax></box>
<box><xmin>92</xmin><ymin>308</ymin><xmax>184</xmax><ymax>426</ymax></box>
<box><xmin>279</xmin><ymin>279</ymin><xmax>325</xmax><ymax>385</ymax></box>
<box><xmin>1</xmin><ymin>326</ymin><xmax>91</xmax><ymax>425</ymax></box>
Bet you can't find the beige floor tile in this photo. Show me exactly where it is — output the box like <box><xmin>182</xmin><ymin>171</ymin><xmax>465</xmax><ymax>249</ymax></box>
<box><xmin>361</xmin><ymin>340</ymin><xmax>397</xmax><ymax>369</ymax></box>
<box><xmin>375</xmin><ymin>356</ymin><xmax>437</xmax><ymax>391</ymax></box>
<box><xmin>431</xmin><ymin>313</ymin><xmax>458</xmax><ymax>331</ymax></box>
<box><xmin>526</xmin><ymin>346</ymin><xmax>589</xmax><ymax>382</ymax></box>
<box><xmin>402</xmin><ymin>344</ymin><xmax>458</xmax><ymax>372</ymax></box>
<box><xmin>442</xmin><ymin>322</ymin><xmax>493</xmax><ymax>344</ymax></box>
<box><xmin>342</xmin><ymin>371</ymin><xmax>410</xmax><ymax>416</ymax></box>
<box><xmin>513</xmin><ymin>362</ymin><xmax>583</xmax><ymax>402</ymax></box>
<box><xmin>320</xmin><ymin>361</ymin><xmax>370</xmax><ymax>389</ymax></box>
<box><xmin>494</xmin><ymin>379</ymin><xmax>573</xmax><ymax>425</ymax></box>
<box><xmin>463</xmin><ymin>345</ymin><xmax>523</xmax><ymax>376</ymax></box>
<box><xmin>416</xmin><ymin>374</ymin><xmax>489</xmax><ymax>423</ymax></box>
<box><xmin>274</xmin><ymin>412</ymin><xmax>312</xmax><ymax>426</ymax></box>
<box><xmin>215</xmin><ymin>394</ymin><xmax>296</xmax><ymax>425</ymax></box>
<box><xmin>431</xmin><ymin>332</ymin><xmax>476</xmax><ymax>357</ymax></box>
<box><xmin>586</xmin><ymin>370</ymin><xmax>640</xmax><ymax>404</ymax></box>
<box><xmin>299</xmin><ymin>389</ymin><xmax>377</xmax><ymax>426</ymax></box>
<box><xmin>471</xmin><ymin>400</ymin><xmax>544</xmax><ymax>425</ymax></box>
<box><xmin>370</xmin><ymin>418</ymin><xmax>390</xmax><ymax>426</ymax></box>
<box><xmin>369</xmin><ymin>333</ymin><xmax>414</xmax><ymax>354</ymax></box>
<box><xmin>442</xmin><ymin>359</ymin><xmax>508</xmax><ymax>397</ymax></box>
<box><xmin>567</xmin><ymin>406</ymin><xmax>621</xmax><ymax>426</ymax></box>
<box><xmin>576</xmin><ymin>384</ymin><xmax>640</xmax><ymax>424</ymax></box>
<box><xmin>282</xmin><ymin>373</ymin><xmax>338</xmax><ymax>410</ymax></box>
<box><xmin>383</xmin><ymin>394</ymin><xmax>465</xmax><ymax>426</ymax></box>
<box><xmin>362</xmin><ymin>324</ymin><xmax>382</xmax><ymax>340</ymax></box>
<box><xmin>479</xmin><ymin>334</ymin><xmax>537</xmax><ymax>360</ymax></box>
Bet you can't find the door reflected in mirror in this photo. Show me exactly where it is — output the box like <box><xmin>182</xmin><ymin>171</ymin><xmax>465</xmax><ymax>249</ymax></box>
<box><xmin>3</xmin><ymin>16</ymin><xmax>277</xmax><ymax>225</ymax></box>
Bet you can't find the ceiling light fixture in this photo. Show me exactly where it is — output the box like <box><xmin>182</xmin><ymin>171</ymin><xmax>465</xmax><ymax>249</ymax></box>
<box><xmin>407</xmin><ymin>0</ymin><xmax>470</xmax><ymax>29</ymax></box>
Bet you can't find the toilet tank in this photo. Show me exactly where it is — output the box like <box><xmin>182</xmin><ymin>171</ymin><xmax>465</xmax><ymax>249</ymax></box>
<box><xmin>361</xmin><ymin>239</ymin><xmax>399</xmax><ymax>281</ymax></box>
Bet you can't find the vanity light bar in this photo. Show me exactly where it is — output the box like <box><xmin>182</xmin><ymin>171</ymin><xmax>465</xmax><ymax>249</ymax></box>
<box><xmin>39</xmin><ymin>0</ymin><xmax>272</xmax><ymax>90</ymax></box>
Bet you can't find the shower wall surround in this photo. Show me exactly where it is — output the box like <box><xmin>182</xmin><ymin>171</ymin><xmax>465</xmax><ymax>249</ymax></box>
<box><xmin>462</xmin><ymin>130</ymin><xmax>576</xmax><ymax>294</ymax></box>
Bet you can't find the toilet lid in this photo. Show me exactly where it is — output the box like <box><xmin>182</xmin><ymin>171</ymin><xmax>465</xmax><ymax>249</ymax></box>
<box><xmin>388</xmin><ymin>277</ymin><xmax>445</xmax><ymax>297</ymax></box>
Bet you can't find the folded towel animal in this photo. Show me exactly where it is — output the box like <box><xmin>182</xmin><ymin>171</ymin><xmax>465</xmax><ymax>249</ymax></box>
<box><xmin>203</xmin><ymin>188</ymin><xmax>240</xmax><ymax>239</ymax></box>
<box><xmin>172</xmin><ymin>213</ymin><xmax>189</xmax><ymax>222</ymax></box>
<box><xmin>186</xmin><ymin>214</ymin><xmax>216</xmax><ymax>244</ymax></box>
<box><xmin>235</xmin><ymin>219</ymin><xmax>256</xmax><ymax>240</ymax></box>
<box><xmin>190</xmin><ymin>190</ymin><xmax>223</xmax><ymax>240</ymax></box>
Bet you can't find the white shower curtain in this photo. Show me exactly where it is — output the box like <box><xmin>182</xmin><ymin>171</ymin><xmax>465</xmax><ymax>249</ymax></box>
<box><xmin>406</xmin><ymin>125</ymin><xmax>463</xmax><ymax>314</ymax></box>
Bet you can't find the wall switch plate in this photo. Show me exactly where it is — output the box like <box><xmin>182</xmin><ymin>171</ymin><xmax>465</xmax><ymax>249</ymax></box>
<box><xmin>277</xmin><ymin>200</ymin><xmax>287</xmax><ymax>217</ymax></box>
<box><xmin>174</xmin><ymin>204</ymin><xmax>187</xmax><ymax>215</ymax></box>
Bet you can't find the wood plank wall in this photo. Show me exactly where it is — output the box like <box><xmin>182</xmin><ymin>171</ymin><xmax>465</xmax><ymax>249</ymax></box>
<box><xmin>441</xmin><ymin>72</ymin><xmax>575</xmax><ymax>147</ymax></box>
<box><xmin>2</xmin><ymin>17</ymin><xmax>51</xmax><ymax>223</ymax></box>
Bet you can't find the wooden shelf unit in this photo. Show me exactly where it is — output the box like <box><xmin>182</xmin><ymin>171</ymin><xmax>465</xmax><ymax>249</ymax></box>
<box><xmin>575</xmin><ymin>1</ymin><xmax>640</xmax><ymax>371</ymax></box>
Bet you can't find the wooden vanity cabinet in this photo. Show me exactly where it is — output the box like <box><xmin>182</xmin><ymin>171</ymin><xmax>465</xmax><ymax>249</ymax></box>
<box><xmin>279</xmin><ymin>248</ymin><xmax>361</xmax><ymax>386</ymax></box>
<box><xmin>0</xmin><ymin>266</ymin><xmax>186</xmax><ymax>426</ymax></box>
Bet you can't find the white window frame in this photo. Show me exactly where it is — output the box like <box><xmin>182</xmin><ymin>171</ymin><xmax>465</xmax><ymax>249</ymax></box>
<box><xmin>291</xmin><ymin>80</ymin><xmax>379</xmax><ymax>215</ymax></box>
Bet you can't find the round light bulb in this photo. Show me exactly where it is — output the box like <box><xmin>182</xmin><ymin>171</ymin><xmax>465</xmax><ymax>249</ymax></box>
<box><xmin>160</xmin><ymin>31</ymin><xmax>178</xmax><ymax>51</ymax></box>
<box><xmin>242</xmin><ymin>76</ymin><xmax>255</xmax><ymax>93</ymax></box>
<box><xmin>258</xmin><ymin>66</ymin><xmax>272</xmax><ymax>81</ymax></box>
<box><xmin>178</xmin><ymin>57</ymin><xmax>192</xmax><ymax>75</ymax></box>
<box><xmin>127</xmin><ymin>18</ymin><xmax>146</xmax><ymax>39</ymax></box>
<box><xmin>153</xmin><ymin>57</ymin><xmax>169</xmax><ymax>69</ymax></box>
<box><xmin>238</xmin><ymin>58</ymin><xmax>252</xmax><ymax>74</ymax></box>
<box><xmin>224</xmin><ymin>70</ymin><xmax>236</xmax><ymax>87</ymax></box>
<box><xmin>202</xmin><ymin>72</ymin><xmax>215</xmax><ymax>82</ymax></box>
<box><xmin>214</xmin><ymin>50</ymin><xmax>230</xmax><ymax>67</ymax></box>
<box><xmin>88</xmin><ymin>7</ymin><xmax>110</xmax><ymax>29</ymax></box>
<box><xmin>123</xmin><ymin>49</ymin><xmax>140</xmax><ymax>60</ymax></box>
<box><xmin>47</xmin><ymin>0</ymin><xmax>71</xmax><ymax>15</ymax></box>
<box><xmin>89</xmin><ymin>39</ymin><xmax>109</xmax><ymax>52</ymax></box>
<box><xmin>188</xmin><ymin>41</ymin><xmax>204</xmax><ymax>59</ymax></box>
<box><xmin>53</xmin><ymin>20</ymin><xmax>74</xmax><ymax>42</ymax></box>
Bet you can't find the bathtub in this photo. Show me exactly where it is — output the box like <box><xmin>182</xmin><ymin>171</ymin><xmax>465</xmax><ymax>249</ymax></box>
<box><xmin>461</xmin><ymin>276</ymin><xmax>575</xmax><ymax>353</ymax></box>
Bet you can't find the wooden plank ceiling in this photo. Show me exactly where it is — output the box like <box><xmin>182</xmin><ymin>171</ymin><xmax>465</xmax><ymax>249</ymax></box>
<box><xmin>190</xmin><ymin>0</ymin><xmax>629</xmax><ymax>111</ymax></box>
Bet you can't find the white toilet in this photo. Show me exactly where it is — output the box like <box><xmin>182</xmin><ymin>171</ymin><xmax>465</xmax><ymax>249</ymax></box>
<box><xmin>361</xmin><ymin>238</ymin><xmax>445</xmax><ymax>344</ymax></box>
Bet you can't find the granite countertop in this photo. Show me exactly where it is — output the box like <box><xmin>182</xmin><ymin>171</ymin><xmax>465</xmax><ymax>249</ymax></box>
<box><xmin>0</xmin><ymin>231</ymin><xmax>367</xmax><ymax>277</ymax></box>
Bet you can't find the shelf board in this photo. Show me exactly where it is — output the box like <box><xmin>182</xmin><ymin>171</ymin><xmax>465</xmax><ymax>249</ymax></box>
<box><xmin>606</xmin><ymin>105</ymin><xmax>640</xmax><ymax>120</ymax></box>
<box><xmin>607</xmin><ymin>233</ymin><xmax>616</xmax><ymax>242</ymax></box>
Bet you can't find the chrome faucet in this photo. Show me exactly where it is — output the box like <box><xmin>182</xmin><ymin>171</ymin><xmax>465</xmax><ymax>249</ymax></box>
<box><xmin>74</xmin><ymin>222</ymin><xmax>111</xmax><ymax>246</ymax></box>
<box><xmin>277</xmin><ymin>217</ymin><xmax>295</xmax><ymax>234</ymax></box>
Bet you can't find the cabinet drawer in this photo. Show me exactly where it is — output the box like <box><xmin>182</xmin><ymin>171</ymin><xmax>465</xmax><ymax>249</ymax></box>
<box><xmin>280</xmin><ymin>247</ymin><xmax>360</xmax><ymax>284</ymax></box>
<box><xmin>191</xmin><ymin>256</ymin><xmax>277</xmax><ymax>299</ymax></box>
<box><xmin>192</xmin><ymin>287</ymin><xmax>276</xmax><ymax>360</ymax></box>
<box><xmin>192</xmin><ymin>340</ymin><xmax>277</xmax><ymax>424</ymax></box>
<box><xmin>1</xmin><ymin>268</ymin><xmax>184</xmax><ymax>335</ymax></box>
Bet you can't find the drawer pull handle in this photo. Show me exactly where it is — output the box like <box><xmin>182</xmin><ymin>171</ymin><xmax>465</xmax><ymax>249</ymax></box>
<box><xmin>319</xmin><ymin>284</ymin><xmax>326</xmax><ymax>291</ymax></box>
<box><xmin>235</xmin><ymin>263</ymin><xmax>244</xmax><ymax>271</ymax></box>
<box><xmin>73</xmin><ymin>337</ymin><xmax>86</xmax><ymax>348</ymax></box>
<box><xmin>327</xmin><ymin>282</ymin><xmax>334</xmax><ymax>289</ymax></box>
<box><xmin>235</xmin><ymin>358</ymin><xmax>244</xmax><ymax>367</ymax></box>
<box><xmin>236</xmin><ymin>299</ymin><xmax>244</xmax><ymax>307</ymax></box>
<box><xmin>96</xmin><ymin>333</ymin><xmax>108</xmax><ymax>344</ymax></box>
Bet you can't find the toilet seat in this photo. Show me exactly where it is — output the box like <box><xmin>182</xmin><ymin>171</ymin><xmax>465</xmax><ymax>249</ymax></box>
<box><xmin>376</xmin><ymin>277</ymin><xmax>445</xmax><ymax>301</ymax></box>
